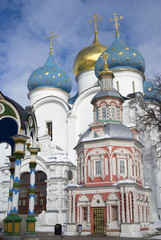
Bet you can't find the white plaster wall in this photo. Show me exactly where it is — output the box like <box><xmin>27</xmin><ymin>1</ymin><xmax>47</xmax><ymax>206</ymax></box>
<box><xmin>28</xmin><ymin>88</ymin><xmax>70</xmax><ymax>106</ymax></box>
<box><xmin>69</xmin><ymin>86</ymin><xmax>100</xmax><ymax>163</ymax></box>
<box><xmin>113</xmin><ymin>70</ymin><xmax>144</xmax><ymax>96</ymax></box>
<box><xmin>76</xmin><ymin>70</ymin><xmax>98</xmax><ymax>95</ymax></box>
<box><xmin>34</xmin><ymin>99</ymin><xmax>69</xmax><ymax>155</ymax></box>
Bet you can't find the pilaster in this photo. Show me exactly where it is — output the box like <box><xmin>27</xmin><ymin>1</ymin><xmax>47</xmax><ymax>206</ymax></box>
<box><xmin>26</xmin><ymin>147</ymin><xmax>39</xmax><ymax>238</ymax></box>
<box><xmin>7</xmin><ymin>155</ymin><xmax>16</xmax><ymax>216</ymax></box>
<box><xmin>4</xmin><ymin>134</ymin><xmax>28</xmax><ymax>238</ymax></box>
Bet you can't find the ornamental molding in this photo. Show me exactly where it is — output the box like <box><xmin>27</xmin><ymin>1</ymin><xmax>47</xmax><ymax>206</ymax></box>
<box><xmin>107</xmin><ymin>193</ymin><xmax>118</xmax><ymax>201</ymax></box>
<box><xmin>78</xmin><ymin>195</ymin><xmax>89</xmax><ymax>202</ymax></box>
<box><xmin>91</xmin><ymin>193</ymin><xmax>105</xmax><ymax>207</ymax></box>
<box><xmin>85</xmin><ymin>140</ymin><xmax>135</xmax><ymax>150</ymax></box>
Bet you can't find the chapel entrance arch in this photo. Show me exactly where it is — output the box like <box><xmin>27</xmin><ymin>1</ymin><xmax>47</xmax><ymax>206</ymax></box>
<box><xmin>19</xmin><ymin>171</ymin><xmax>47</xmax><ymax>214</ymax></box>
<box><xmin>0</xmin><ymin>117</ymin><xmax>18</xmax><ymax>153</ymax></box>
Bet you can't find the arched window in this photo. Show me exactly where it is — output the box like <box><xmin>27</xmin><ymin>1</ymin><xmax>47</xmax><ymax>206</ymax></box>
<box><xmin>110</xmin><ymin>103</ymin><xmax>117</xmax><ymax>120</ymax></box>
<box><xmin>100</xmin><ymin>103</ymin><xmax>107</xmax><ymax>120</ymax></box>
<box><xmin>19</xmin><ymin>171</ymin><xmax>47</xmax><ymax>214</ymax></box>
<box><xmin>111</xmin><ymin>107</ymin><xmax>116</xmax><ymax>119</ymax></box>
<box><xmin>19</xmin><ymin>172</ymin><xmax>30</xmax><ymax>214</ymax></box>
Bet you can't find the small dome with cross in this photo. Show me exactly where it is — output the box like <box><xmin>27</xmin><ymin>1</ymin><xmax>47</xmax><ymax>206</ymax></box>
<box><xmin>27</xmin><ymin>33</ymin><xmax>72</xmax><ymax>94</ymax></box>
<box><xmin>95</xmin><ymin>13</ymin><xmax>145</xmax><ymax>78</ymax></box>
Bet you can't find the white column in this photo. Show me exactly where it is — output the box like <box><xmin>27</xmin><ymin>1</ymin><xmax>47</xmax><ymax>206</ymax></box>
<box><xmin>77</xmin><ymin>159</ymin><xmax>80</xmax><ymax>184</ymax></box>
<box><xmin>127</xmin><ymin>155</ymin><xmax>130</xmax><ymax>179</ymax></box>
<box><xmin>90</xmin><ymin>156</ymin><xmax>94</xmax><ymax>181</ymax></box>
<box><xmin>148</xmin><ymin>195</ymin><xmax>153</xmax><ymax>222</ymax></box>
<box><xmin>72</xmin><ymin>192</ymin><xmax>75</xmax><ymax>223</ymax></box>
<box><xmin>28</xmin><ymin>147</ymin><xmax>39</xmax><ymax>216</ymax></box>
<box><xmin>133</xmin><ymin>192</ymin><xmax>138</xmax><ymax>222</ymax></box>
<box><xmin>116</xmin><ymin>155</ymin><xmax>119</xmax><ymax>180</ymax></box>
<box><xmin>68</xmin><ymin>190</ymin><xmax>72</xmax><ymax>223</ymax></box>
<box><xmin>87</xmin><ymin>202</ymin><xmax>90</xmax><ymax>223</ymax></box>
<box><xmin>106</xmin><ymin>202</ymin><xmax>109</xmax><ymax>224</ymax></box>
<box><xmin>7</xmin><ymin>155</ymin><xmax>16</xmax><ymax>216</ymax></box>
<box><xmin>109</xmin><ymin>157</ymin><xmax>113</xmax><ymax>182</ymax></box>
<box><xmin>143</xmin><ymin>204</ymin><xmax>146</xmax><ymax>222</ymax></box>
<box><xmin>101</xmin><ymin>155</ymin><xmax>105</xmax><ymax>180</ymax></box>
<box><xmin>125</xmin><ymin>191</ymin><xmax>130</xmax><ymax>223</ymax></box>
<box><xmin>129</xmin><ymin>192</ymin><xmax>133</xmax><ymax>221</ymax></box>
<box><xmin>81</xmin><ymin>158</ymin><xmax>83</xmax><ymax>183</ymax></box>
<box><xmin>84</xmin><ymin>162</ymin><xmax>87</xmax><ymax>184</ymax></box>
<box><xmin>118</xmin><ymin>202</ymin><xmax>121</xmax><ymax>223</ymax></box>
<box><xmin>139</xmin><ymin>204</ymin><xmax>142</xmax><ymax>222</ymax></box>
<box><xmin>11</xmin><ymin>134</ymin><xmax>28</xmax><ymax>214</ymax></box>
<box><xmin>121</xmin><ymin>187</ymin><xmax>125</xmax><ymax>223</ymax></box>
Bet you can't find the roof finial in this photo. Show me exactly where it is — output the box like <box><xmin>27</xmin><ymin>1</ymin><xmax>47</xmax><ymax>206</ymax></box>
<box><xmin>100</xmin><ymin>52</ymin><xmax>111</xmax><ymax>72</ymax></box>
<box><xmin>47</xmin><ymin>32</ymin><xmax>58</xmax><ymax>55</ymax></box>
<box><xmin>109</xmin><ymin>13</ymin><xmax>124</xmax><ymax>36</ymax></box>
<box><xmin>89</xmin><ymin>13</ymin><xmax>103</xmax><ymax>41</ymax></box>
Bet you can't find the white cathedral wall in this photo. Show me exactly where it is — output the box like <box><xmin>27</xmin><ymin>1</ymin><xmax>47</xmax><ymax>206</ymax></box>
<box><xmin>33</xmin><ymin>98</ymin><xmax>69</xmax><ymax>155</ymax></box>
<box><xmin>68</xmin><ymin>86</ymin><xmax>100</xmax><ymax>163</ymax></box>
<box><xmin>113</xmin><ymin>70</ymin><xmax>144</xmax><ymax>96</ymax></box>
<box><xmin>76</xmin><ymin>70</ymin><xmax>99</xmax><ymax>95</ymax></box>
<box><xmin>28</xmin><ymin>88</ymin><xmax>70</xmax><ymax>106</ymax></box>
<box><xmin>0</xmin><ymin>143</ymin><xmax>11</xmax><ymax>217</ymax></box>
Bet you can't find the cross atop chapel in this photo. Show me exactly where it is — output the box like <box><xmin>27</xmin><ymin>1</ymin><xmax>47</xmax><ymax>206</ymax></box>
<box><xmin>109</xmin><ymin>13</ymin><xmax>124</xmax><ymax>36</ymax></box>
<box><xmin>47</xmin><ymin>32</ymin><xmax>58</xmax><ymax>55</ymax></box>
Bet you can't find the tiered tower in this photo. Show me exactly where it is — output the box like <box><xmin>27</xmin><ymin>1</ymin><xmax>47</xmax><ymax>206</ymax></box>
<box><xmin>66</xmin><ymin>55</ymin><xmax>154</xmax><ymax>237</ymax></box>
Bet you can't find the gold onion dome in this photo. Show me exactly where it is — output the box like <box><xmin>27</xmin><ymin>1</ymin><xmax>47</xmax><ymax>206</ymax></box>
<box><xmin>73</xmin><ymin>33</ymin><xmax>108</xmax><ymax>77</ymax></box>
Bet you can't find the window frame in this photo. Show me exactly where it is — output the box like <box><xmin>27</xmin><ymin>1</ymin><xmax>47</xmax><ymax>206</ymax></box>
<box><xmin>119</xmin><ymin>159</ymin><xmax>126</xmax><ymax>175</ymax></box>
<box><xmin>46</xmin><ymin>121</ymin><xmax>53</xmax><ymax>140</ymax></box>
<box><xmin>82</xmin><ymin>206</ymin><xmax>88</xmax><ymax>222</ymax></box>
<box><xmin>101</xmin><ymin>107</ymin><xmax>107</xmax><ymax>120</ymax></box>
<box><xmin>111</xmin><ymin>205</ymin><xmax>118</xmax><ymax>222</ymax></box>
<box><xmin>95</xmin><ymin>159</ymin><xmax>102</xmax><ymax>176</ymax></box>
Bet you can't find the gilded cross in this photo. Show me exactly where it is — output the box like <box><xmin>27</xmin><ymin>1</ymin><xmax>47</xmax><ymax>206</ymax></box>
<box><xmin>47</xmin><ymin>32</ymin><xmax>58</xmax><ymax>55</ymax></box>
<box><xmin>109</xmin><ymin>13</ymin><xmax>124</xmax><ymax>34</ymax></box>
<box><xmin>101</xmin><ymin>52</ymin><xmax>110</xmax><ymax>63</ymax></box>
<box><xmin>89</xmin><ymin>13</ymin><xmax>103</xmax><ymax>34</ymax></box>
<box><xmin>100</xmin><ymin>52</ymin><xmax>110</xmax><ymax>71</ymax></box>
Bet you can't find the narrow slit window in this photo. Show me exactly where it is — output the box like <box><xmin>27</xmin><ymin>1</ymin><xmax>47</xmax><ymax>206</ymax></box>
<box><xmin>46</xmin><ymin>122</ymin><xmax>52</xmax><ymax>140</ymax></box>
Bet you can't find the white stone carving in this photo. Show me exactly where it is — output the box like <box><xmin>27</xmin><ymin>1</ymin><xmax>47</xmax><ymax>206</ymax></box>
<box><xmin>91</xmin><ymin>193</ymin><xmax>105</xmax><ymax>207</ymax></box>
<box><xmin>107</xmin><ymin>193</ymin><xmax>118</xmax><ymax>201</ymax></box>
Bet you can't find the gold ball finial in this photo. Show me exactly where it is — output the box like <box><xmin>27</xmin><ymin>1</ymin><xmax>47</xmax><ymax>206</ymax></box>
<box><xmin>109</xmin><ymin>13</ymin><xmax>124</xmax><ymax>36</ymax></box>
<box><xmin>47</xmin><ymin>32</ymin><xmax>58</xmax><ymax>55</ymax></box>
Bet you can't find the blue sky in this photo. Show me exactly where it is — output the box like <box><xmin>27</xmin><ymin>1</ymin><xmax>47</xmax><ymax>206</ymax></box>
<box><xmin>0</xmin><ymin>0</ymin><xmax>161</xmax><ymax>107</ymax></box>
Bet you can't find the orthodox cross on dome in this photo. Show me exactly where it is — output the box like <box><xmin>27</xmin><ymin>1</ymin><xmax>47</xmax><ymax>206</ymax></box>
<box><xmin>101</xmin><ymin>52</ymin><xmax>110</xmax><ymax>70</ymax></box>
<box><xmin>109</xmin><ymin>13</ymin><xmax>124</xmax><ymax>36</ymax></box>
<box><xmin>47</xmin><ymin>32</ymin><xmax>58</xmax><ymax>55</ymax></box>
<box><xmin>89</xmin><ymin>13</ymin><xmax>103</xmax><ymax>35</ymax></box>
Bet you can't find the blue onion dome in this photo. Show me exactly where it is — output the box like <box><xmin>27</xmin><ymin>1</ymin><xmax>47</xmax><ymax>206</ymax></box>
<box><xmin>143</xmin><ymin>80</ymin><xmax>161</xmax><ymax>104</ymax></box>
<box><xmin>95</xmin><ymin>33</ymin><xmax>145</xmax><ymax>78</ymax></box>
<box><xmin>28</xmin><ymin>48</ymin><xmax>72</xmax><ymax>94</ymax></box>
